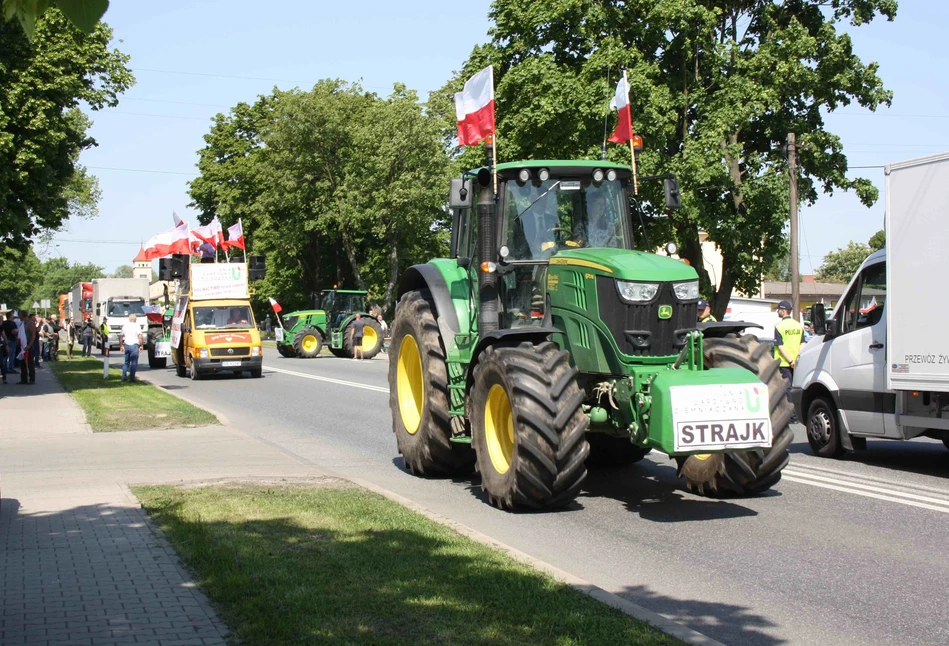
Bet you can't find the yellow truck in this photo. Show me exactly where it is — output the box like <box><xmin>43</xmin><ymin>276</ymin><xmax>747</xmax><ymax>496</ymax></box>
<box><xmin>170</xmin><ymin>262</ymin><xmax>263</xmax><ymax>380</ymax></box>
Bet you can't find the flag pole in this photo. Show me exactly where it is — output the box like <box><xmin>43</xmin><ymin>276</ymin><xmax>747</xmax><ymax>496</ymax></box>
<box><xmin>490</xmin><ymin>66</ymin><xmax>498</xmax><ymax>196</ymax></box>
<box><xmin>624</xmin><ymin>70</ymin><xmax>639</xmax><ymax>196</ymax></box>
<box><xmin>241</xmin><ymin>218</ymin><xmax>247</xmax><ymax>263</ymax></box>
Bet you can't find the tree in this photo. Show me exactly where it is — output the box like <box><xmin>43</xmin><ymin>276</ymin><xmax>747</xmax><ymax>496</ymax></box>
<box><xmin>439</xmin><ymin>0</ymin><xmax>895</xmax><ymax>318</ymax></box>
<box><xmin>27</xmin><ymin>256</ymin><xmax>103</xmax><ymax>309</ymax></box>
<box><xmin>869</xmin><ymin>229</ymin><xmax>885</xmax><ymax>251</ymax></box>
<box><xmin>189</xmin><ymin>81</ymin><xmax>451</xmax><ymax>315</ymax></box>
<box><xmin>0</xmin><ymin>10</ymin><xmax>133</xmax><ymax>248</ymax></box>
<box><xmin>2</xmin><ymin>0</ymin><xmax>110</xmax><ymax>37</ymax></box>
<box><xmin>111</xmin><ymin>264</ymin><xmax>133</xmax><ymax>278</ymax></box>
<box><xmin>815</xmin><ymin>241</ymin><xmax>871</xmax><ymax>283</ymax></box>
<box><xmin>0</xmin><ymin>247</ymin><xmax>42</xmax><ymax>310</ymax></box>
<box><xmin>763</xmin><ymin>237</ymin><xmax>791</xmax><ymax>282</ymax></box>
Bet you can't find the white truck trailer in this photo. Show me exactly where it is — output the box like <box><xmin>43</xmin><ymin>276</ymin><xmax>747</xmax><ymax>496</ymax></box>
<box><xmin>91</xmin><ymin>278</ymin><xmax>150</xmax><ymax>350</ymax></box>
<box><xmin>792</xmin><ymin>151</ymin><xmax>949</xmax><ymax>456</ymax></box>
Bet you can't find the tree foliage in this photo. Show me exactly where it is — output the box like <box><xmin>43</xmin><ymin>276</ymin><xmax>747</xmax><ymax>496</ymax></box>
<box><xmin>0</xmin><ymin>10</ymin><xmax>132</xmax><ymax>248</ymax></box>
<box><xmin>0</xmin><ymin>247</ymin><xmax>42</xmax><ymax>310</ymax></box>
<box><xmin>189</xmin><ymin>82</ymin><xmax>451</xmax><ymax>315</ymax></box>
<box><xmin>27</xmin><ymin>256</ymin><xmax>103</xmax><ymax>308</ymax></box>
<box><xmin>111</xmin><ymin>264</ymin><xmax>133</xmax><ymax>278</ymax></box>
<box><xmin>815</xmin><ymin>241</ymin><xmax>871</xmax><ymax>283</ymax></box>
<box><xmin>437</xmin><ymin>0</ymin><xmax>895</xmax><ymax>316</ymax></box>
<box><xmin>2</xmin><ymin>0</ymin><xmax>109</xmax><ymax>38</ymax></box>
<box><xmin>868</xmin><ymin>228</ymin><xmax>885</xmax><ymax>251</ymax></box>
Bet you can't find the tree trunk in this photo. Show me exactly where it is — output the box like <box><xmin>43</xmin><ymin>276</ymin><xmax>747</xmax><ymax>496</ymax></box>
<box><xmin>713</xmin><ymin>131</ymin><xmax>746</xmax><ymax>318</ymax></box>
<box><xmin>340</xmin><ymin>227</ymin><xmax>367</xmax><ymax>291</ymax></box>
<box><xmin>382</xmin><ymin>225</ymin><xmax>398</xmax><ymax>316</ymax></box>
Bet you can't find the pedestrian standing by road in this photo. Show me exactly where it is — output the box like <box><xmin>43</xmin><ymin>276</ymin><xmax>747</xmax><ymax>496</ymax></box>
<box><xmin>29</xmin><ymin>313</ymin><xmax>42</xmax><ymax>370</ymax></box>
<box><xmin>17</xmin><ymin>310</ymin><xmax>35</xmax><ymax>384</ymax></box>
<box><xmin>64</xmin><ymin>317</ymin><xmax>74</xmax><ymax>360</ymax></box>
<box><xmin>100</xmin><ymin>317</ymin><xmax>110</xmax><ymax>356</ymax></box>
<box><xmin>697</xmin><ymin>299</ymin><xmax>717</xmax><ymax>323</ymax></box>
<box><xmin>81</xmin><ymin>318</ymin><xmax>94</xmax><ymax>357</ymax></box>
<box><xmin>376</xmin><ymin>314</ymin><xmax>389</xmax><ymax>354</ymax></box>
<box><xmin>2</xmin><ymin>312</ymin><xmax>18</xmax><ymax>377</ymax></box>
<box><xmin>348</xmin><ymin>313</ymin><xmax>367</xmax><ymax>361</ymax></box>
<box><xmin>774</xmin><ymin>300</ymin><xmax>804</xmax><ymax>422</ymax></box>
<box><xmin>119</xmin><ymin>313</ymin><xmax>144</xmax><ymax>382</ymax></box>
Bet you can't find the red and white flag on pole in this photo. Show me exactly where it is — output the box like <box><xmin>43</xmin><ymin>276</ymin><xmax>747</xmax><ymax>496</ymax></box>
<box><xmin>454</xmin><ymin>66</ymin><xmax>495</xmax><ymax>146</ymax></box>
<box><xmin>268</xmin><ymin>297</ymin><xmax>282</xmax><ymax>314</ymax></box>
<box><xmin>223</xmin><ymin>220</ymin><xmax>245</xmax><ymax>250</ymax></box>
<box><xmin>608</xmin><ymin>75</ymin><xmax>633</xmax><ymax>144</ymax></box>
<box><xmin>143</xmin><ymin>221</ymin><xmax>191</xmax><ymax>260</ymax></box>
<box><xmin>172</xmin><ymin>210</ymin><xmax>185</xmax><ymax>227</ymax></box>
<box><xmin>189</xmin><ymin>217</ymin><xmax>224</xmax><ymax>250</ymax></box>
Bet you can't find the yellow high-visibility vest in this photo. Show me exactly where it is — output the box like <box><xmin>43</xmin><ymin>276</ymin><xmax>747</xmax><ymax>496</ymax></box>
<box><xmin>774</xmin><ymin>316</ymin><xmax>804</xmax><ymax>367</ymax></box>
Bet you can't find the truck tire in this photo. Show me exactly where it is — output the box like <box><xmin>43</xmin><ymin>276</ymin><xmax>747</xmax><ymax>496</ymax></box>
<box><xmin>677</xmin><ymin>334</ymin><xmax>793</xmax><ymax>497</ymax></box>
<box><xmin>586</xmin><ymin>434</ymin><xmax>651</xmax><ymax>467</ymax></box>
<box><xmin>388</xmin><ymin>290</ymin><xmax>473</xmax><ymax>476</ymax></box>
<box><xmin>277</xmin><ymin>344</ymin><xmax>296</xmax><ymax>358</ymax></box>
<box><xmin>292</xmin><ymin>328</ymin><xmax>323</xmax><ymax>359</ymax></box>
<box><xmin>174</xmin><ymin>349</ymin><xmax>186</xmax><ymax>378</ymax></box>
<box><xmin>343</xmin><ymin>318</ymin><xmax>384</xmax><ymax>359</ymax></box>
<box><xmin>470</xmin><ymin>341</ymin><xmax>590</xmax><ymax>510</ymax></box>
<box><xmin>805</xmin><ymin>396</ymin><xmax>847</xmax><ymax>458</ymax></box>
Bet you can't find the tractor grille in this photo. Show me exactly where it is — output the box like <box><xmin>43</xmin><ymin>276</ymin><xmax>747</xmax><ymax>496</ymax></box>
<box><xmin>210</xmin><ymin>347</ymin><xmax>250</xmax><ymax>357</ymax></box>
<box><xmin>596</xmin><ymin>277</ymin><xmax>696</xmax><ymax>357</ymax></box>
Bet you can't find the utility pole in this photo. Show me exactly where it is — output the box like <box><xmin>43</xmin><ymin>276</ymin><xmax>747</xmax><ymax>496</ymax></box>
<box><xmin>787</xmin><ymin>132</ymin><xmax>800</xmax><ymax>320</ymax></box>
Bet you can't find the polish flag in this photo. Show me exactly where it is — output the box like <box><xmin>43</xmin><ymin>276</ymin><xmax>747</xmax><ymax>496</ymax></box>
<box><xmin>172</xmin><ymin>210</ymin><xmax>185</xmax><ymax>227</ymax></box>
<box><xmin>859</xmin><ymin>296</ymin><xmax>878</xmax><ymax>315</ymax></box>
<box><xmin>454</xmin><ymin>66</ymin><xmax>495</xmax><ymax>146</ymax></box>
<box><xmin>223</xmin><ymin>220</ymin><xmax>245</xmax><ymax>250</ymax></box>
<box><xmin>190</xmin><ymin>217</ymin><xmax>224</xmax><ymax>249</ymax></box>
<box><xmin>143</xmin><ymin>222</ymin><xmax>191</xmax><ymax>260</ymax></box>
<box><xmin>269</xmin><ymin>297</ymin><xmax>282</xmax><ymax>314</ymax></box>
<box><xmin>608</xmin><ymin>75</ymin><xmax>633</xmax><ymax>144</ymax></box>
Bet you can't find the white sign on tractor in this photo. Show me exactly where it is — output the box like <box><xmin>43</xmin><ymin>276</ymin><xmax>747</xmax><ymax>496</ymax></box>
<box><xmin>670</xmin><ymin>383</ymin><xmax>773</xmax><ymax>452</ymax></box>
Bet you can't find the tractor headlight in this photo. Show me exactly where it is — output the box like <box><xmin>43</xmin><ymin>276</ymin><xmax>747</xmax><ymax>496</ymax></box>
<box><xmin>538</xmin><ymin>167</ymin><xmax>550</xmax><ymax>182</ymax></box>
<box><xmin>606</xmin><ymin>169</ymin><xmax>617</xmax><ymax>181</ymax></box>
<box><xmin>616</xmin><ymin>281</ymin><xmax>659</xmax><ymax>303</ymax></box>
<box><xmin>252</xmin><ymin>346</ymin><xmax>261</xmax><ymax>356</ymax></box>
<box><xmin>592</xmin><ymin>168</ymin><xmax>605</xmax><ymax>182</ymax></box>
<box><xmin>198</xmin><ymin>348</ymin><xmax>209</xmax><ymax>358</ymax></box>
<box><xmin>517</xmin><ymin>168</ymin><xmax>531</xmax><ymax>184</ymax></box>
<box><xmin>673</xmin><ymin>280</ymin><xmax>700</xmax><ymax>301</ymax></box>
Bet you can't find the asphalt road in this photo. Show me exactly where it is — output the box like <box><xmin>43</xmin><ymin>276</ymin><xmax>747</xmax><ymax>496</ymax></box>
<box><xmin>133</xmin><ymin>353</ymin><xmax>949</xmax><ymax>646</ymax></box>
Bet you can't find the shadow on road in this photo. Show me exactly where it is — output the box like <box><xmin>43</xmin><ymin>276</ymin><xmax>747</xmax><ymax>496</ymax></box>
<box><xmin>619</xmin><ymin>584</ymin><xmax>787</xmax><ymax>646</ymax></box>
<box><xmin>580</xmin><ymin>461</ymin><xmax>761</xmax><ymax>522</ymax></box>
<box><xmin>788</xmin><ymin>434</ymin><xmax>949</xmax><ymax>480</ymax></box>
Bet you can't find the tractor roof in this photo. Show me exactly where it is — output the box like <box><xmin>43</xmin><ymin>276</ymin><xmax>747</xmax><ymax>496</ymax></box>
<box><xmin>323</xmin><ymin>289</ymin><xmax>367</xmax><ymax>295</ymax></box>
<box><xmin>472</xmin><ymin>160</ymin><xmax>632</xmax><ymax>179</ymax></box>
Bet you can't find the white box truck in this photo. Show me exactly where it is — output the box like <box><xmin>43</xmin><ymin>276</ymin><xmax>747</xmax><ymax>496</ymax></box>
<box><xmin>91</xmin><ymin>278</ymin><xmax>150</xmax><ymax>350</ymax></box>
<box><xmin>791</xmin><ymin>151</ymin><xmax>949</xmax><ymax>457</ymax></box>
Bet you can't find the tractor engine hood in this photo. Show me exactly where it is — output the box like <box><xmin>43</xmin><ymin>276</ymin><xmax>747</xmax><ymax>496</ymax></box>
<box><xmin>549</xmin><ymin>248</ymin><xmax>698</xmax><ymax>282</ymax></box>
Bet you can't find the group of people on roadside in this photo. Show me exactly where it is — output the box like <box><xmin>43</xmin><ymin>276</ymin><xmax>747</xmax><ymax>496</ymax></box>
<box><xmin>0</xmin><ymin>311</ymin><xmax>61</xmax><ymax>384</ymax></box>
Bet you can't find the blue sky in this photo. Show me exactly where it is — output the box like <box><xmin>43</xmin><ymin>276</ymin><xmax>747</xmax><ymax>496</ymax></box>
<box><xmin>49</xmin><ymin>1</ymin><xmax>949</xmax><ymax>276</ymax></box>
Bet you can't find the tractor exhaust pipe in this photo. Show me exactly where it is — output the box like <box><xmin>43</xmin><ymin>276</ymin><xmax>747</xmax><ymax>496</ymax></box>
<box><xmin>476</xmin><ymin>170</ymin><xmax>499</xmax><ymax>334</ymax></box>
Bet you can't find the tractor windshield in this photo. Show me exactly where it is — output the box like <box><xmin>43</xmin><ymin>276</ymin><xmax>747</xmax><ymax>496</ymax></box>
<box><xmin>503</xmin><ymin>178</ymin><xmax>630</xmax><ymax>261</ymax></box>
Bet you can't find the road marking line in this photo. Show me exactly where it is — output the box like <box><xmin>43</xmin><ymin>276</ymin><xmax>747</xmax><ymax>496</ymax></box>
<box><xmin>783</xmin><ymin>469</ymin><xmax>949</xmax><ymax>507</ymax></box>
<box><xmin>788</xmin><ymin>461</ymin><xmax>949</xmax><ymax>497</ymax></box>
<box><xmin>782</xmin><ymin>474</ymin><xmax>949</xmax><ymax>514</ymax></box>
<box><xmin>265</xmin><ymin>366</ymin><xmax>389</xmax><ymax>393</ymax></box>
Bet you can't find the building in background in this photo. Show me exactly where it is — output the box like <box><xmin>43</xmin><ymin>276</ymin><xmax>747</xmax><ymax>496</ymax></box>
<box><xmin>133</xmin><ymin>247</ymin><xmax>151</xmax><ymax>281</ymax></box>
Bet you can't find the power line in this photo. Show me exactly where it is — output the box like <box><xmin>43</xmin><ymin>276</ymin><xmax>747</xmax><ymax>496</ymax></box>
<box><xmin>103</xmin><ymin>111</ymin><xmax>211</xmax><ymax>122</ymax></box>
<box><xmin>834</xmin><ymin>111</ymin><xmax>949</xmax><ymax>119</ymax></box>
<box><xmin>86</xmin><ymin>166</ymin><xmax>197</xmax><ymax>176</ymax></box>
<box><xmin>123</xmin><ymin>97</ymin><xmax>232</xmax><ymax>109</ymax></box>
<box><xmin>52</xmin><ymin>237</ymin><xmax>142</xmax><ymax>244</ymax></box>
<box><xmin>131</xmin><ymin>66</ymin><xmax>394</xmax><ymax>91</ymax></box>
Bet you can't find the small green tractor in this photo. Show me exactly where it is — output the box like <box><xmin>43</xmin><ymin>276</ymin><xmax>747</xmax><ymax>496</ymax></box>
<box><xmin>388</xmin><ymin>160</ymin><xmax>792</xmax><ymax>510</ymax></box>
<box><xmin>145</xmin><ymin>306</ymin><xmax>174</xmax><ymax>369</ymax></box>
<box><xmin>275</xmin><ymin>289</ymin><xmax>384</xmax><ymax>359</ymax></box>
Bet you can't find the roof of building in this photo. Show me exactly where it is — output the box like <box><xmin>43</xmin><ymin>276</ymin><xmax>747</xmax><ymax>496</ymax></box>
<box><xmin>133</xmin><ymin>247</ymin><xmax>148</xmax><ymax>263</ymax></box>
<box><xmin>763</xmin><ymin>281</ymin><xmax>849</xmax><ymax>297</ymax></box>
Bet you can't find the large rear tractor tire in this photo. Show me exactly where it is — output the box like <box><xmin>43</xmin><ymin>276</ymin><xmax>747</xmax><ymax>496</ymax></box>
<box><xmin>388</xmin><ymin>290</ymin><xmax>473</xmax><ymax>475</ymax></box>
<box><xmin>470</xmin><ymin>341</ymin><xmax>590</xmax><ymax>510</ymax></box>
<box><xmin>586</xmin><ymin>434</ymin><xmax>651</xmax><ymax>467</ymax></box>
<box><xmin>677</xmin><ymin>334</ymin><xmax>793</xmax><ymax>497</ymax></box>
<box><xmin>174</xmin><ymin>349</ymin><xmax>186</xmax><ymax>378</ymax></box>
<box><xmin>292</xmin><ymin>328</ymin><xmax>323</xmax><ymax>359</ymax></box>
<box><xmin>343</xmin><ymin>318</ymin><xmax>384</xmax><ymax>359</ymax></box>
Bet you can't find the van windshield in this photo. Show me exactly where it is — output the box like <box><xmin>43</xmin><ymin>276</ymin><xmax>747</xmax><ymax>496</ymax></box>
<box><xmin>193</xmin><ymin>305</ymin><xmax>254</xmax><ymax>329</ymax></box>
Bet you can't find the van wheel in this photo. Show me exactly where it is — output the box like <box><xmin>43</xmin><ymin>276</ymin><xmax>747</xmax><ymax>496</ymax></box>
<box><xmin>806</xmin><ymin>396</ymin><xmax>847</xmax><ymax>458</ymax></box>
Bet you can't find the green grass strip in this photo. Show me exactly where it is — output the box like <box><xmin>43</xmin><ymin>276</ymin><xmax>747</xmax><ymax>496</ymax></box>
<box><xmin>50</xmin><ymin>357</ymin><xmax>218</xmax><ymax>432</ymax></box>
<box><xmin>135</xmin><ymin>483</ymin><xmax>683</xmax><ymax>646</ymax></box>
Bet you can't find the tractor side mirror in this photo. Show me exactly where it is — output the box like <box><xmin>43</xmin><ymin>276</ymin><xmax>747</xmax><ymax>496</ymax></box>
<box><xmin>810</xmin><ymin>304</ymin><xmax>826</xmax><ymax>336</ymax></box>
<box><xmin>663</xmin><ymin>178</ymin><xmax>682</xmax><ymax>210</ymax></box>
<box><xmin>450</xmin><ymin>178</ymin><xmax>472</xmax><ymax>208</ymax></box>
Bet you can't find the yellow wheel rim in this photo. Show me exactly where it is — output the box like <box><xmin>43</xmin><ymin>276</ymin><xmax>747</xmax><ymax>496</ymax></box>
<box><xmin>363</xmin><ymin>325</ymin><xmax>379</xmax><ymax>350</ymax></box>
<box><xmin>397</xmin><ymin>334</ymin><xmax>424</xmax><ymax>434</ymax></box>
<box><xmin>302</xmin><ymin>335</ymin><xmax>318</xmax><ymax>353</ymax></box>
<box><xmin>692</xmin><ymin>453</ymin><xmax>712</xmax><ymax>461</ymax></box>
<box><xmin>484</xmin><ymin>384</ymin><xmax>515</xmax><ymax>474</ymax></box>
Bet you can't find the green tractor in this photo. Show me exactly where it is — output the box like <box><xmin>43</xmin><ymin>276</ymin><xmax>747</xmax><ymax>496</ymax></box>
<box><xmin>275</xmin><ymin>289</ymin><xmax>384</xmax><ymax>359</ymax></box>
<box><xmin>145</xmin><ymin>306</ymin><xmax>174</xmax><ymax>369</ymax></box>
<box><xmin>388</xmin><ymin>161</ymin><xmax>792</xmax><ymax>510</ymax></box>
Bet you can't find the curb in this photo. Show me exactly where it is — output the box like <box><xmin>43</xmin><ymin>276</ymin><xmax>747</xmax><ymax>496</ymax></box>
<box><xmin>235</xmin><ymin>431</ymin><xmax>726</xmax><ymax>646</ymax></box>
<box><xmin>136</xmin><ymin>374</ymin><xmax>232</xmax><ymax>427</ymax></box>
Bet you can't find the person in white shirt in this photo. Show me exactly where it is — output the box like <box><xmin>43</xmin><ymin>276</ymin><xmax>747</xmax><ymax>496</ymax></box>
<box><xmin>119</xmin><ymin>313</ymin><xmax>144</xmax><ymax>382</ymax></box>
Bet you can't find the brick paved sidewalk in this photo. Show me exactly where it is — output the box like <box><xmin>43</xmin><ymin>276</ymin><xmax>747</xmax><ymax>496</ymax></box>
<box><xmin>0</xmin><ymin>364</ymin><xmax>315</xmax><ymax>645</ymax></box>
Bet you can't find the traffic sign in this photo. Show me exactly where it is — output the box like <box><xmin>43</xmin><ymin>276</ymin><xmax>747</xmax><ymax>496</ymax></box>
<box><xmin>40</xmin><ymin>299</ymin><xmax>51</xmax><ymax>309</ymax></box>
<box><xmin>32</xmin><ymin>301</ymin><xmax>40</xmax><ymax>309</ymax></box>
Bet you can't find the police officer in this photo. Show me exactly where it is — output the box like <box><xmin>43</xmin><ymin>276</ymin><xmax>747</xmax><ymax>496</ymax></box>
<box><xmin>697</xmin><ymin>299</ymin><xmax>716</xmax><ymax>323</ymax></box>
<box><xmin>774</xmin><ymin>300</ymin><xmax>804</xmax><ymax>421</ymax></box>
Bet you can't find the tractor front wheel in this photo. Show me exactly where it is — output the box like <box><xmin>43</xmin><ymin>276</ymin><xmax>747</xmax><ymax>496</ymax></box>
<box><xmin>276</xmin><ymin>344</ymin><xmax>296</xmax><ymax>358</ymax></box>
<box><xmin>293</xmin><ymin>328</ymin><xmax>323</xmax><ymax>358</ymax></box>
<box><xmin>470</xmin><ymin>342</ymin><xmax>590</xmax><ymax>510</ymax></box>
<box><xmin>676</xmin><ymin>334</ymin><xmax>793</xmax><ymax>497</ymax></box>
<box><xmin>388</xmin><ymin>290</ymin><xmax>473</xmax><ymax>475</ymax></box>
